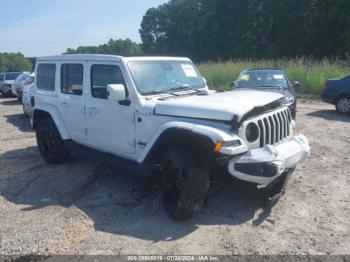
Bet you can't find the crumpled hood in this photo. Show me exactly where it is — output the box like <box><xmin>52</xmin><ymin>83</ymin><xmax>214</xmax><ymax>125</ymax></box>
<box><xmin>154</xmin><ymin>90</ymin><xmax>284</xmax><ymax>122</ymax></box>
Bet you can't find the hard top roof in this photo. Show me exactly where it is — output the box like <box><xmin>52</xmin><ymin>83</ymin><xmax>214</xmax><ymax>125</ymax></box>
<box><xmin>36</xmin><ymin>54</ymin><xmax>191</xmax><ymax>62</ymax></box>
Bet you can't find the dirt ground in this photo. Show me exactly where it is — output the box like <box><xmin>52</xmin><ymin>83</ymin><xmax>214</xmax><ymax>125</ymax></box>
<box><xmin>0</xmin><ymin>98</ymin><xmax>349</xmax><ymax>256</ymax></box>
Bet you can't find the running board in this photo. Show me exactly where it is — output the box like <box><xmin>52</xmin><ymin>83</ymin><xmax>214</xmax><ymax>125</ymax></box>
<box><xmin>64</xmin><ymin>141</ymin><xmax>153</xmax><ymax>177</ymax></box>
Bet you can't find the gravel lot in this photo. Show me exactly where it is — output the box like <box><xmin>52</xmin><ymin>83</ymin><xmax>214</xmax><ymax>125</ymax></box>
<box><xmin>0</xmin><ymin>98</ymin><xmax>349</xmax><ymax>256</ymax></box>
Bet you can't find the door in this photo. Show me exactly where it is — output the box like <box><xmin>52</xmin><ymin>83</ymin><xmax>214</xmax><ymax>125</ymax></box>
<box><xmin>85</xmin><ymin>61</ymin><xmax>136</xmax><ymax>154</ymax></box>
<box><xmin>59</xmin><ymin>62</ymin><xmax>87</xmax><ymax>141</ymax></box>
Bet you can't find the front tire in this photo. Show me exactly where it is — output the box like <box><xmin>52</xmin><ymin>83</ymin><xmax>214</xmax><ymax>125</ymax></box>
<box><xmin>161</xmin><ymin>149</ymin><xmax>209</xmax><ymax>220</ymax></box>
<box><xmin>23</xmin><ymin>104</ymin><xmax>29</xmax><ymax>118</ymax></box>
<box><xmin>36</xmin><ymin>118</ymin><xmax>70</xmax><ymax>164</ymax></box>
<box><xmin>265</xmin><ymin>168</ymin><xmax>294</xmax><ymax>208</ymax></box>
<box><xmin>291</xmin><ymin>108</ymin><xmax>297</xmax><ymax>119</ymax></box>
<box><xmin>336</xmin><ymin>96</ymin><xmax>350</xmax><ymax>114</ymax></box>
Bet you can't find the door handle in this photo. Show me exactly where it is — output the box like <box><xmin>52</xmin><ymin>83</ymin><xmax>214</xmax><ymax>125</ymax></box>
<box><xmin>62</xmin><ymin>102</ymin><xmax>69</xmax><ymax>108</ymax></box>
<box><xmin>88</xmin><ymin>107</ymin><xmax>100</xmax><ymax>115</ymax></box>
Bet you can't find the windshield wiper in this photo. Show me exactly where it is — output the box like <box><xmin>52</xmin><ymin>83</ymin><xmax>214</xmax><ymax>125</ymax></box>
<box><xmin>169</xmin><ymin>85</ymin><xmax>191</xmax><ymax>91</ymax></box>
<box><xmin>142</xmin><ymin>85</ymin><xmax>207</xmax><ymax>96</ymax></box>
<box><xmin>170</xmin><ymin>86</ymin><xmax>207</xmax><ymax>94</ymax></box>
<box><xmin>256</xmin><ymin>85</ymin><xmax>282</xmax><ymax>89</ymax></box>
<box><xmin>142</xmin><ymin>90</ymin><xmax>167</xmax><ymax>95</ymax></box>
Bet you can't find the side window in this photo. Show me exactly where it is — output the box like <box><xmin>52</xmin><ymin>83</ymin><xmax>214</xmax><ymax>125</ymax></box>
<box><xmin>61</xmin><ymin>64</ymin><xmax>83</xmax><ymax>95</ymax></box>
<box><xmin>37</xmin><ymin>64</ymin><xmax>56</xmax><ymax>91</ymax></box>
<box><xmin>91</xmin><ymin>65</ymin><xmax>126</xmax><ymax>100</ymax></box>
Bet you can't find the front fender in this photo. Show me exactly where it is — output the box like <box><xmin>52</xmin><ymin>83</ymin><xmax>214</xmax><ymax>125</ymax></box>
<box><xmin>137</xmin><ymin>121</ymin><xmax>243</xmax><ymax>163</ymax></box>
<box><xmin>33</xmin><ymin>103</ymin><xmax>70</xmax><ymax>140</ymax></box>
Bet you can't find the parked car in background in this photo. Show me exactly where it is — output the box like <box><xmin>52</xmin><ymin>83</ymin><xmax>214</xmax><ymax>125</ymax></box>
<box><xmin>0</xmin><ymin>72</ymin><xmax>21</xmax><ymax>97</ymax></box>
<box><xmin>232</xmin><ymin>69</ymin><xmax>298</xmax><ymax>119</ymax></box>
<box><xmin>321</xmin><ymin>76</ymin><xmax>350</xmax><ymax>114</ymax></box>
<box><xmin>13</xmin><ymin>72</ymin><xmax>34</xmax><ymax>102</ymax></box>
<box><xmin>0</xmin><ymin>73</ymin><xmax>4</xmax><ymax>85</ymax></box>
<box><xmin>22</xmin><ymin>82</ymin><xmax>35</xmax><ymax>119</ymax></box>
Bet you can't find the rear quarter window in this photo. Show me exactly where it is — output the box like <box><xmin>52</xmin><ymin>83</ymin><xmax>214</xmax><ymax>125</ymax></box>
<box><xmin>61</xmin><ymin>64</ymin><xmax>83</xmax><ymax>95</ymax></box>
<box><xmin>37</xmin><ymin>64</ymin><xmax>56</xmax><ymax>91</ymax></box>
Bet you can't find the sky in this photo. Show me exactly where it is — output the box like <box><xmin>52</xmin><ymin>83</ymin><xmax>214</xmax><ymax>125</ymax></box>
<box><xmin>0</xmin><ymin>0</ymin><xmax>168</xmax><ymax>57</ymax></box>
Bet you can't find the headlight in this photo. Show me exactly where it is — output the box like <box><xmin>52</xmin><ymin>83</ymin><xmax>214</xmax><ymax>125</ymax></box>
<box><xmin>214</xmin><ymin>139</ymin><xmax>247</xmax><ymax>155</ymax></box>
<box><xmin>281</xmin><ymin>94</ymin><xmax>294</xmax><ymax>105</ymax></box>
<box><xmin>214</xmin><ymin>140</ymin><xmax>241</xmax><ymax>152</ymax></box>
<box><xmin>245</xmin><ymin>122</ymin><xmax>260</xmax><ymax>142</ymax></box>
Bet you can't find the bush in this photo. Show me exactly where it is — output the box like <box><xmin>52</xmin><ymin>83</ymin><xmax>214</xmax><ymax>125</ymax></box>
<box><xmin>198</xmin><ymin>59</ymin><xmax>349</xmax><ymax>94</ymax></box>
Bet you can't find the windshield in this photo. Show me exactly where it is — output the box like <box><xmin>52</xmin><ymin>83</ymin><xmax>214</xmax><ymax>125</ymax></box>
<box><xmin>5</xmin><ymin>72</ymin><xmax>20</xmax><ymax>80</ymax></box>
<box><xmin>235</xmin><ymin>70</ymin><xmax>288</xmax><ymax>89</ymax></box>
<box><xmin>128</xmin><ymin>60</ymin><xmax>205</xmax><ymax>95</ymax></box>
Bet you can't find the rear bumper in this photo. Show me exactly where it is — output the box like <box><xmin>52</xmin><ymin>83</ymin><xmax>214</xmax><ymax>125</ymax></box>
<box><xmin>0</xmin><ymin>85</ymin><xmax>11</xmax><ymax>94</ymax></box>
<box><xmin>228</xmin><ymin>134</ymin><xmax>310</xmax><ymax>185</ymax></box>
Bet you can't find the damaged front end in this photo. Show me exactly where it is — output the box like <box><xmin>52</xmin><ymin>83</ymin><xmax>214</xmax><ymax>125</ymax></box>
<box><xmin>225</xmin><ymin>105</ymin><xmax>310</xmax><ymax>186</ymax></box>
<box><xmin>228</xmin><ymin>134</ymin><xmax>310</xmax><ymax>185</ymax></box>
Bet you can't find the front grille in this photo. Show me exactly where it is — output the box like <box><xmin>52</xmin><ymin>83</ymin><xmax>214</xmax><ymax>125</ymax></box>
<box><xmin>256</xmin><ymin>108</ymin><xmax>292</xmax><ymax>147</ymax></box>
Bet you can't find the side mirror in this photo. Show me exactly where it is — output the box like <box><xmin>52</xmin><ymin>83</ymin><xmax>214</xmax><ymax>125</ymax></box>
<box><xmin>107</xmin><ymin>84</ymin><xmax>126</xmax><ymax>101</ymax></box>
<box><xmin>293</xmin><ymin>81</ymin><xmax>300</xmax><ymax>87</ymax></box>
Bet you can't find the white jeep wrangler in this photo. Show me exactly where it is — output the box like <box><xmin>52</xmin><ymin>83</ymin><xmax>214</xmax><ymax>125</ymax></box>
<box><xmin>33</xmin><ymin>55</ymin><xmax>310</xmax><ymax>220</ymax></box>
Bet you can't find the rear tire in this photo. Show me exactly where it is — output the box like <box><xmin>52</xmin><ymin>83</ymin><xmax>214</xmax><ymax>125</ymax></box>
<box><xmin>161</xmin><ymin>149</ymin><xmax>209</xmax><ymax>220</ymax></box>
<box><xmin>17</xmin><ymin>92</ymin><xmax>23</xmax><ymax>104</ymax></box>
<box><xmin>336</xmin><ymin>96</ymin><xmax>350</xmax><ymax>114</ymax></box>
<box><xmin>36</xmin><ymin>118</ymin><xmax>70</xmax><ymax>164</ymax></box>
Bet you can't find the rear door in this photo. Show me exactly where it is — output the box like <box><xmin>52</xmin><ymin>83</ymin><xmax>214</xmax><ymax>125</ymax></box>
<box><xmin>58</xmin><ymin>62</ymin><xmax>87</xmax><ymax>141</ymax></box>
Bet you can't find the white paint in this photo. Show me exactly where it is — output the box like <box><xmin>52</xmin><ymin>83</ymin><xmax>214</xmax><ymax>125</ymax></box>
<box><xmin>34</xmin><ymin>55</ymin><xmax>310</xmax><ymax>185</ymax></box>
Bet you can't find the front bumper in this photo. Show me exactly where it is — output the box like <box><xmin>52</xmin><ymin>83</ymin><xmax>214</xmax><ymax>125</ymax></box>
<box><xmin>228</xmin><ymin>134</ymin><xmax>310</xmax><ymax>185</ymax></box>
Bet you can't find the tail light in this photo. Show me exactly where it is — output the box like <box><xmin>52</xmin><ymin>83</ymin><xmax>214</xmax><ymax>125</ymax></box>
<box><xmin>323</xmin><ymin>81</ymin><xmax>328</xmax><ymax>92</ymax></box>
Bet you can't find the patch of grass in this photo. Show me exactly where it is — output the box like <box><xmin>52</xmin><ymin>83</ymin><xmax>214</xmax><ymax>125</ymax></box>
<box><xmin>198</xmin><ymin>59</ymin><xmax>349</xmax><ymax>94</ymax></box>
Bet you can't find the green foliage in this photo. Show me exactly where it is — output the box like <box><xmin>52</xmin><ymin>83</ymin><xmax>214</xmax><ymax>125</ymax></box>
<box><xmin>65</xmin><ymin>38</ymin><xmax>143</xmax><ymax>56</ymax></box>
<box><xmin>198</xmin><ymin>59</ymin><xmax>349</xmax><ymax>94</ymax></box>
<box><xmin>0</xmin><ymin>53</ymin><xmax>33</xmax><ymax>72</ymax></box>
<box><xmin>140</xmin><ymin>0</ymin><xmax>350</xmax><ymax>61</ymax></box>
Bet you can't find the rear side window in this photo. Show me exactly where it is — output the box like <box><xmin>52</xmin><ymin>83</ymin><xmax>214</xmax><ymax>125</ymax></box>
<box><xmin>91</xmin><ymin>65</ymin><xmax>126</xmax><ymax>99</ymax></box>
<box><xmin>37</xmin><ymin>64</ymin><xmax>56</xmax><ymax>91</ymax></box>
<box><xmin>61</xmin><ymin>64</ymin><xmax>83</xmax><ymax>95</ymax></box>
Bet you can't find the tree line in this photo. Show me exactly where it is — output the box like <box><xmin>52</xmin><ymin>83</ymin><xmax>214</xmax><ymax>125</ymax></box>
<box><xmin>140</xmin><ymin>0</ymin><xmax>350</xmax><ymax>62</ymax></box>
<box><xmin>3</xmin><ymin>0</ymin><xmax>349</xmax><ymax>72</ymax></box>
<box><xmin>0</xmin><ymin>53</ymin><xmax>33</xmax><ymax>72</ymax></box>
<box><xmin>65</xmin><ymin>38</ymin><xmax>143</xmax><ymax>56</ymax></box>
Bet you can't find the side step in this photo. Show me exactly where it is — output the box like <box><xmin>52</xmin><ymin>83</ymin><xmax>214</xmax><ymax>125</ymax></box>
<box><xmin>64</xmin><ymin>141</ymin><xmax>153</xmax><ymax>177</ymax></box>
